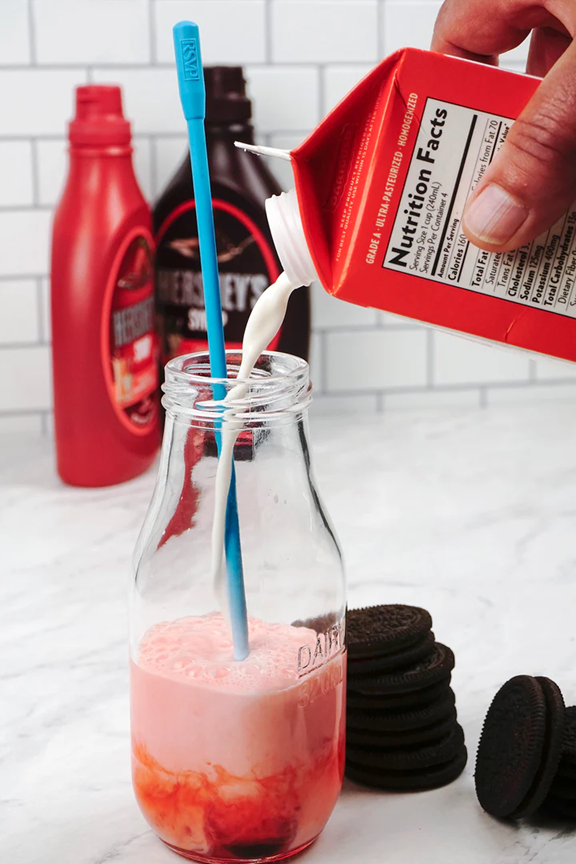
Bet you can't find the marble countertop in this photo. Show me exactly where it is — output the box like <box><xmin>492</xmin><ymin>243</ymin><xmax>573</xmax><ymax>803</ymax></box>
<box><xmin>2</xmin><ymin>405</ymin><xmax>576</xmax><ymax>864</ymax></box>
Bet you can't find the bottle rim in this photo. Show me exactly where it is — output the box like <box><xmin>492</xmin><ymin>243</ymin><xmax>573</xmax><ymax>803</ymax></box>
<box><xmin>162</xmin><ymin>350</ymin><xmax>312</xmax><ymax>424</ymax></box>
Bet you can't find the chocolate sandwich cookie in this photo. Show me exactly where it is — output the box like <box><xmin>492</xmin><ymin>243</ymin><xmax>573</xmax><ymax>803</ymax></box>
<box><xmin>544</xmin><ymin>795</ymin><xmax>576</xmax><ymax>820</ymax></box>
<box><xmin>475</xmin><ymin>675</ymin><xmax>564</xmax><ymax>819</ymax></box>
<box><xmin>556</xmin><ymin>759</ymin><xmax>576</xmax><ymax>782</ymax></box>
<box><xmin>347</xmin><ymin>605</ymin><xmax>433</xmax><ymax>659</ymax></box>
<box><xmin>558</xmin><ymin>706</ymin><xmax>576</xmax><ymax>767</ymax></box>
<box><xmin>513</xmin><ymin>677</ymin><xmax>565</xmax><ymax>818</ymax></box>
<box><xmin>346</xmin><ymin>745</ymin><xmax>468</xmax><ymax>792</ymax></box>
<box><xmin>347</xmin><ymin>633</ymin><xmax>436</xmax><ymax>678</ymax></box>
<box><xmin>347</xmin><ymin>691</ymin><xmax>456</xmax><ymax>733</ymax></box>
<box><xmin>347</xmin><ymin>677</ymin><xmax>452</xmax><ymax>712</ymax></box>
<box><xmin>346</xmin><ymin>713</ymin><xmax>458</xmax><ymax>750</ymax></box>
<box><xmin>550</xmin><ymin>773</ymin><xmax>576</xmax><ymax>800</ymax></box>
<box><xmin>347</xmin><ymin>724</ymin><xmax>464</xmax><ymax>771</ymax></box>
<box><xmin>348</xmin><ymin>643</ymin><xmax>455</xmax><ymax>697</ymax></box>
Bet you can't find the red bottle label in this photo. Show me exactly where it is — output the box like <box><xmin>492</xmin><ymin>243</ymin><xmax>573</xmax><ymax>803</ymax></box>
<box><xmin>104</xmin><ymin>230</ymin><xmax>158</xmax><ymax>432</ymax></box>
<box><xmin>155</xmin><ymin>198</ymin><xmax>280</xmax><ymax>361</ymax></box>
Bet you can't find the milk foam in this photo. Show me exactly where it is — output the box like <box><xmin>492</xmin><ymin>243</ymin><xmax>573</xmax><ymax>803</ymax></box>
<box><xmin>139</xmin><ymin>612</ymin><xmax>317</xmax><ymax>693</ymax></box>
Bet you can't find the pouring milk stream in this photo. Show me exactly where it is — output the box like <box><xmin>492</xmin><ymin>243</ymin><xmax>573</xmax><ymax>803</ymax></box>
<box><xmin>211</xmin><ymin>270</ymin><xmax>300</xmax><ymax>608</ymax></box>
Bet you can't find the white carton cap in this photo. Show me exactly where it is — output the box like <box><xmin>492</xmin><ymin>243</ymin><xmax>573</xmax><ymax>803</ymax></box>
<box><xmin>265</xmin><ymin>189</ymin><xmax>318</xmax><ymax>287</ymax></box>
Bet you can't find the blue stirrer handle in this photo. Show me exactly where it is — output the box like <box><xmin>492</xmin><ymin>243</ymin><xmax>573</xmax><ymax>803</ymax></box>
<box><xmin>173</xmin><ymin>21</ymin><xmax>249</xmax><ymax>660</ymax></box>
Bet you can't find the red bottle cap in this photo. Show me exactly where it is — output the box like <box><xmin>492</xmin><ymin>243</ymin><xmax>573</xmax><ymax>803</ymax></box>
<box><xmin>69</xmin><ymin>85</ymin><xmax>131</xmax><ymax>147</ymax></box>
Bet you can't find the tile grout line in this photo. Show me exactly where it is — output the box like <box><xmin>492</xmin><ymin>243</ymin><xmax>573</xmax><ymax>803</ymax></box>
<box><xmin>426</xmin><ymin>328</ymin><xmax>434</xmax><ymax>388</ymax></box>
<box><xmin>264</xmin><ymin>0</ymin><xmax>273</xmax><ymax>65</ymax></box>
<box><xmin>318</xmin><ymin>331</ymin><xmax>328</xmax><ymax>395</ymax></box>
<box><xmin>0</xmin><ymin>407</ymin><xmax>46</xmax><ymax>418</ymax></box>
<box><xmin>0</xmin><ymin>130</ymin><xmax>313</xmax><ymax>143</ymax></box>
<box><xmin>149</xmin><ymin>0</ymin><xmax>156</xmax><ymax>65</ymax></box>
<box><xmin>36</xmin><ymin>277</ymin><xmax>45</xmax><ymax>343</ymax></box>
<box><xmin>0</xmin><ymin>273</ymin><xmax>48</xmax><ymax>282</ymax></box>
<box><xmin>376</xmin><ymin>0</ymin><xmax>385</xmax><ymax>60</ymax></box>
<box><xmin>0</xmin><ymin>60</ymin><xmax>376</xmax><ymax>71</ymax></box>
<box><xmin>0</xmin><ymin>205</ymin><xmax>52</xmax><ymax>213</ymax></box>
<box><xmin>317</xmin><ymin>64</ymin><xmax>326</xmax><ymax>120</ymax></box>
<box><xmin>30</xmin><ymin>140</ymin><xmax>40</xmax><ymax>206</ymax></box>
<box><xmin>149</xmin><ymin>137</ymin><xmax>158</xmax><ymax>200</ymax></box>
<box><xmin>0</xmin><ymin>340</ymin><xmax>51</xmax><ymax>350</ymax></box>
<box><xmin>27</xmin><ymin>0</ymin><xmax>37</xmax><ymax>65</ymax></box>
<box><xmin>310</xmin><ymin>379</ymin><xmax>576</xmax><ymax>397</ymax></box>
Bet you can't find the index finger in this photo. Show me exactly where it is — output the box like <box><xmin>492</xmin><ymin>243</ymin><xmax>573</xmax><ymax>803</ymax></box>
<box><xmin>431</xmin><ymin>0</ymin><xmax>561</xmax><ymax>62</ymax></box>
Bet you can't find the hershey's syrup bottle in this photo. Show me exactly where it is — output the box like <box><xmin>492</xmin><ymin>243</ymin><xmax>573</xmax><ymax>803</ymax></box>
<box><xmin>52</xmin><ymin>86</ymin><xmax>159</xmax><ymax>487</ymax></box>
<box><xmin>154</xmin><ymin>66</ymin><xmax>310</xmax><ymax>367</ymax></box>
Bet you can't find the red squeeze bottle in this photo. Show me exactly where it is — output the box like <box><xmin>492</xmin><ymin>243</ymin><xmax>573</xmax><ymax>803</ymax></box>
<box><xmin>51</xmin><ymin>85</ymin><xmax>159</xmax><ymax>487</ymax></box>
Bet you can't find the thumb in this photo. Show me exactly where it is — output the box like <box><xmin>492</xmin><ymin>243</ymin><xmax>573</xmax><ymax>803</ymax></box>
<box><xmin>463</xmin><ymin>42</ymin><xmax>576</xmax><ymax>253</ymax></box>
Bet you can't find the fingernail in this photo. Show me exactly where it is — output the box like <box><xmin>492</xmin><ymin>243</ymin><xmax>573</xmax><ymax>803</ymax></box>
<box><xmin>464</xmin><ymin>184</ymin><xmax>528</xmax><ymax>244</ymax></box>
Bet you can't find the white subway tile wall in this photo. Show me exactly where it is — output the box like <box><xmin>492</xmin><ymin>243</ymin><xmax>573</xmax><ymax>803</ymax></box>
<box><xmin>325</xmin><ymin>329</ymin><xmax>428</xmax><ymax>391</ymax></box>
<box><xmin>383</xmin><ymin>1</ymin><xmax>442</xmax><ymax>55</ymax></box>
<box><xmin>245</xmin><ymin>65</ymin><xmax>320</xmax><ymax>132</ymax></box>
<box><xmin>33</xmin><ymin>0</ymin><xmax>151</xmax><ymax>65</ymax></box>
<box><xmin>271</xmin><ymin>2</ymin><xmax>378</xmax><ymax>64</ymax></box>
<box><xmin>154</xmin><ymin>1</ymin><xmax>267</xmax><ymax>65</ymax></box>
<box><xmin>0</xmin><ymin>346</ymin><xmax>52</xmax><ymax>413</ymax></box>
<box><xmin>153</xmin><ymin>135</ymin><xmax>188</xmax><ymax>193</ymax></box>
<box><xmin>0</xmin><ymin>0</ymin><xmax>572</xmax><ymax>432</ymax></box>
<box><xmin>0</xmin><ymin>280</ymin><xmax>39</xmax><ymax>345</ymax></box>
<box><xmin>323</xmin><ymin>65</ymin><xmax>374</xmax><ymax>113</ymax></box>
<box><xmin>0</xmin><ymin>141</ymin><xmax>34</xmax><ymax>206</ymax></box>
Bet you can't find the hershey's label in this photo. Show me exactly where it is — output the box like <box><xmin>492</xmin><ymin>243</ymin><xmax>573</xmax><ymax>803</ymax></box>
<box><xmin>112</xmin><ymin>296</ymin><xmax>155</xmax><ymax>349</ymax></box>
<box><xmin>156</xmin><ymin>270</ymin><xmax>269</xmax><ymax>313</ymax></box>
<box><xmin>155</xmin><ymin>200</ymin><xmax>281</xmax><ymax>358</ymax></box>
<box><xmin>383</xmin><ymin>98</ymin><xmax>576</xmax><ymax>318</ymax></box>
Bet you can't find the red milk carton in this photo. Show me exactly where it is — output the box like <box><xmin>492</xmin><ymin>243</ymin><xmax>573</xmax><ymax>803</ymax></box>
<box><xmin>265</xmin><ymin>49</ymin><xmax>576</xmax><ymax>363</ymax></box>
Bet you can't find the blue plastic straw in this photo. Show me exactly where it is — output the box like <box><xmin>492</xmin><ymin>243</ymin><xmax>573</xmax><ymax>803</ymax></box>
<box><xmin>173</xmin><ymin>21</ymin><xmax>249</xmax><ymax>660</ymax></box>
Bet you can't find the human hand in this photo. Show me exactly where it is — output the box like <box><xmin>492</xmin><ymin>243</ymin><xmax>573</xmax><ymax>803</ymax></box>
<box><xmin>432</xmin><ymin>0</ymin><xmax>576</xmax><ymax>252</ymax></box>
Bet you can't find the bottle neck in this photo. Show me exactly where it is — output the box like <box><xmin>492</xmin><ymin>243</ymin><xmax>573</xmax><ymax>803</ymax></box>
<box><xmin>205</xmin><ymin>122</ymin><xmax>255</xmax><ymax>144</ymax></box>
<box><xmin>162</xmin><ymin>351</ymin><xmax>312</xmax><ymax>428</ymax></box>
<box><xmin>66</xmin><ymin>144</ymin><xmax>138</xmax><ymax>186</ymax></box>
<box><xmin>69</xmin><ymin>143</ymin><xmax>133</xmax><ymax>159</ymax></box>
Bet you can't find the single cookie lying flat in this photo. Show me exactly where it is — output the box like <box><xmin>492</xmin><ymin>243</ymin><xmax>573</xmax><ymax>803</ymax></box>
<box><xmin>347</xmin><ymin>691</ymin><xmax>456</xmax><ymax>732</ymax></box>
<box><xmin>346</xmin><ymin>746</ymin><xmax>468</xmax><ymax>792</ymax></box>
<box><xmin>346</xmin><ymin>713</ymin><xmax>458</xmax><ymax>749</ymax></box>
<box><xmin>347</xmin><ymin>724</ymin><xmax>464</xmax><ymax>771</ymax></box>
<box><xmin>348</xmin><ymin>643</ymin><xmax>454</xmax><ymax>696</ymax></box>
<box><xmin>347</xmin><ymin>605</ymin><xmax>432</xmax><ymax>659</ymax></box>
<box><xmin>347</xmin><ymin>632</ymin><xmax>435</xmax><ymax>677</ymax></box>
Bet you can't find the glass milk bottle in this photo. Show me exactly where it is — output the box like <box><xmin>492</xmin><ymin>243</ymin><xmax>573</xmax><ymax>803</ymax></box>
<box><xmin>130</xmin><ymin>350</ymin><xmax>346</xmax><ymax>863</ymax></box>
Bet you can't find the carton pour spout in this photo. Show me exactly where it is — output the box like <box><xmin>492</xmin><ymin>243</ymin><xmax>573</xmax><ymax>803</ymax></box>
<box><xmin>234</xmin><ymin>141</ymin><xmax>292</xmax><ymax>161</ymax></box>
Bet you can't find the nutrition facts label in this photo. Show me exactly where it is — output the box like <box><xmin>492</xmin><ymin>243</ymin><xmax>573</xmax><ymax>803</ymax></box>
<box><xmin>383</xmin><ymin>97</ymin><xmax>576</xmax><ymax>318</ymax></box>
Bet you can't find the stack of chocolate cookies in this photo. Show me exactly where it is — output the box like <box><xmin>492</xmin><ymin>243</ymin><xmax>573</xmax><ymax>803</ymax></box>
<box><xmin>345</xmin><ymin>604</ymin><xmax>467</xmax><ymax>791</ymax></box>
